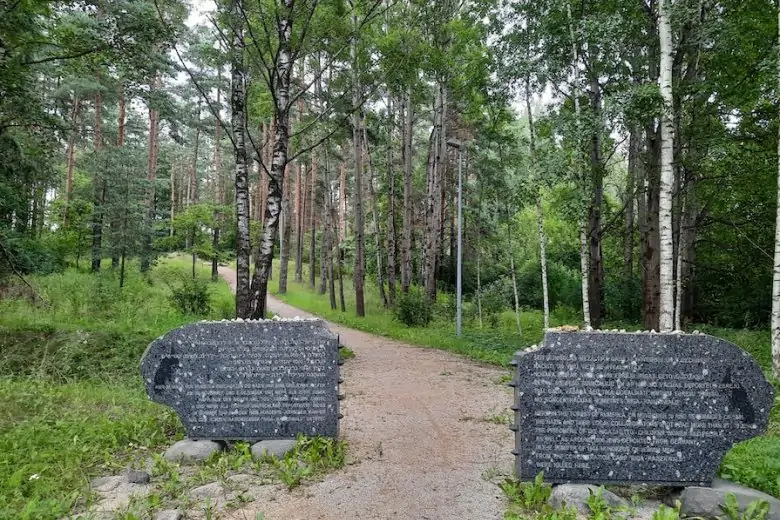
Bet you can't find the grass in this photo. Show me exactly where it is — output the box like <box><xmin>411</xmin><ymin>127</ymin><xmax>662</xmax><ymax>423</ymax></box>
<box><xmin>265</xmin><ymin>262</ymin><xmax>780</xmax><ymax>499</ymax></box>
<box><xmin>0</xmin><ymin>254</ymin><xmax>235</xmax><ymax>519</ymax></box>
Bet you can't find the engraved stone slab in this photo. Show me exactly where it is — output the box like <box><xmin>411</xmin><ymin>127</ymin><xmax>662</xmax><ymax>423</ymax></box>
<box><xmin>512</xmin><ymin>331</ymin><xmax>774</xmax><ymax>486</ymax></box>
<box><xmin>140</xmin><ymin>319</ymin><xmax>340</xmax><ymax>440</ymax></box>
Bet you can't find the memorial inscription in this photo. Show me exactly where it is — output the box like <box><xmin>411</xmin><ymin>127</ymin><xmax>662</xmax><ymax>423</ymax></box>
<box><xmin>512</xmin><ymin>331</ymin><xmax>774</xmax><ymax>486</ymax></box>
<box><xmin>140</xmin><ymin>319</ymin><xmax>341</xmax><ymax>441</ymax></box>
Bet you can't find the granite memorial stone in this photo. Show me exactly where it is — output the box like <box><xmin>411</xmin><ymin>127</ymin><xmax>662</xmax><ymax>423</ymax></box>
<box><xmin>511</xmin><ymin>331</ymin><xmax>774</xmax><ymax>486</ymax></box>
<box><xmin>141</xmin><ymin>318</ymin><xmax>341</xmax><ymax>440</ymax></box>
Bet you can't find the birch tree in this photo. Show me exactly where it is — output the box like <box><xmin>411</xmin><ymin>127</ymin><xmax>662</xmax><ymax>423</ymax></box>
<box><xmin>658</xmin><ymin>0</ymin><xmax>675</xmax><ymax>332</ymax></box>
<box><xmin>772</xmin><ymin>4</ymin><xmax>780</xmax><ymax>378</ymax></box>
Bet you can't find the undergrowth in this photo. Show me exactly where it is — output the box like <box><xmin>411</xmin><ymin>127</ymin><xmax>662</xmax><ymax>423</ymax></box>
<box><xmin>0</xmin><ymin>255</ymin><xmax>234</xmax><ymax>519</ymax></box>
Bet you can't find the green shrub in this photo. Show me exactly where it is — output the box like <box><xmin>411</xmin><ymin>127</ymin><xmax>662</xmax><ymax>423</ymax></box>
<box><xmin>394</xmin><ymin>288</ymin><xmax>433</xmax><ymax>327</ymax></box>
<box><xmin>169</xmin><ymin>276</ymin><xmax>211</xmax><ymax>316</ymax></box>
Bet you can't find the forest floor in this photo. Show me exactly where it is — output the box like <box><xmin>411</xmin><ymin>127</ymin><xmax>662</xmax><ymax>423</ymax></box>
<box><xmin>218</xmin><ymin>266</ymin><xmax>515</xmax><ymax>520</ymax></box>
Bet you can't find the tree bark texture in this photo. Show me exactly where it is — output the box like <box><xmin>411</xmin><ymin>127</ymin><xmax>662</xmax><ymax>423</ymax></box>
<box><xmin>140</xmin><ymin>89</ymin><xmax>159</xmax><ymax>273</ymax></box>
<box><xmin>63</xmin><ymin>97</ymin><xmax>81</xmax><ymax>229</ymax></box>
<box><xmin>231</xmin><ymin>0</ymin><xmax>251</xmax><ymax>318</ymax></box>
<box><xmin>401</xmin><ymin>88</ymin><xmax>413</xmax><ymax>294</ymax></box>
<box><xmin>386</xmin><ymin>96</ymin><xmax>397</xmax><ymax>306</ymax></box>
<box><xmin>658</xmin><ymin>0</ymin><xmax>675</xmax><ymax>332</ymax></box>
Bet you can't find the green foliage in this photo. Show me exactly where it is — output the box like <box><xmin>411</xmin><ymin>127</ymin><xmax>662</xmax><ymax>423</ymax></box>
<box><xmin>169</xmin><ymin>275</ymin><xmax>211</xmax><ymax>315</ymax></box>
<box><xmin>651</xmin><ymin>502</ymin><xmax>681</xmax><ymax>520</ymax></box>
<box><xmin>394</xmin><ymin>288</ymin><xmax>433</xmax><ymax>327</ymax></box>
<box><xmin>501</xmin><ymin>473</ymin><xmax>552</xmax><ymax>512</ymax></box>
<box><xmin>720</xmin><ymin>494</ymin><xmax>770</xmax><ymax>520</ymax></box>
<box><xmin>0</xmin><ymin>257</ymin><xmax>234</xmax><ymax>518</ymax></box>
<box><xmin>271</xmin><ymin>435</ymin><xmax>347</xmax><ymax>490</ymax></box>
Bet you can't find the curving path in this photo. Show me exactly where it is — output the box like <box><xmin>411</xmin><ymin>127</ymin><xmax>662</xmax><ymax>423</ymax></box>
<box><xmin>218</xmin><ymin>267</ymin><xmax>514</xmax><ymax>520</ymax></box>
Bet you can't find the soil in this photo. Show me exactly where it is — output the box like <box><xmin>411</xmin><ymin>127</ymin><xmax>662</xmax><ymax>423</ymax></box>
<box><xmin>218</xmin><ymin>267</ymin><xmax>514</xmax><ymax>520</ymax></box>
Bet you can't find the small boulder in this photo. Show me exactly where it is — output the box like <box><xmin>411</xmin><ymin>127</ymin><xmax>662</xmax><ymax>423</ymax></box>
<box><xmin>251</xmin><ymin>439</ymin><xmax>297</xmax><ymax>460</ymax></box>
<box><xmin>680</xmin><ymin>479</ymin><xmax>780</xmax><ymax>520</ymax></box>
<box><xmin>549</xmin><ymin>484</ymin><xmax>628</xmax><ymax>515</ymax></box>
<box><xmin>154</xmin><ymin>510</ymin><xmax>183</xmax><ymax>520</ymax></box>
<box><xmin>126</xmin><ymin>470</ymin><xmax>150</xmax><ymax>484</ymax></box>
<box><xmin>90</xmin><ymin>475</ymin><xmax>124</xmax><ymax>493</ymax></box>
<box><xmin>163</xmin><ymin>439</ymin><xmax>222</xmax><ymax>464</ymax></box>
<box><xmin>189</xmin><ymin>482</ymin><xmax>225</xmax><ymax>501</ymax></box>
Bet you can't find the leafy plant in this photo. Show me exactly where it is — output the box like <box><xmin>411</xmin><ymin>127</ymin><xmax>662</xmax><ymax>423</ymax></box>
<box><xmin>586</xmin><ymin>487</ymin><xmax>613</xmax><ymax>520</ymax></box>
<box><xmin>169</xmin><ymin>275</ymin><xmax>211</xmax><ymax>315</ymax></box>
<box><xmin>651</xmin><ymin>502</ymin><xmax>681</xmax><ymax>520</ymax></box>
<box><xmin>394</xmin><ymin>288</ymin><xmax>433</xmax><ymax>327</ymax></box>
<box><xmin>500</xmin><ymin>472</ymin><xmax>552</xmax><ymax>512</ymax></box>
<box><xmin>720</xmin><ymin>494</ymin><xmax>770</xmax><ymax>520</ymax></box>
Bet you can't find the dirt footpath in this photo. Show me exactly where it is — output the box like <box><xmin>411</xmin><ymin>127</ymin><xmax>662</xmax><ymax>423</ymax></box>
<box><xmin>218</xmin><ymin>267</ymin><xmax>514</xmax><ymax>520</ymax></box>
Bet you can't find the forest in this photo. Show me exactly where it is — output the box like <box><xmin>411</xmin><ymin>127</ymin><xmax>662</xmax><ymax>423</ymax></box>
<box><xmin>2</xmin><ymin>1</ymin><xmax>780</xmax><ymax>517</ymax></box>
<box><xmin>4</xmin><ymin>0</ymin><xmax>780</xmax><ymax>344</ymax></box>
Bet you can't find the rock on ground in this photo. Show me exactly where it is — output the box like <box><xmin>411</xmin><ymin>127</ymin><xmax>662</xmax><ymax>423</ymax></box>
<box><xmin>90</xmin><ymin>476</ymin><xmax>124</xmax><ymax>492</ymax></box>
<box><xmin>154</xmin><ymin>511</ymin><xmax>182</xmax><ymax>520</ymax></box>
<box><xmin>163</xmin><ymin>439</ymin><xmax>223</xmax><ymax>463</ymax></box>
<box><xmin>251</xmin><ymin>439</ymin><xmax>297</xmax><ymax>460</ymax></box>
<box><xmin>190</xmin><ymin>482</ymin><xmax>226</xmax><ymax>501</ymax></box>
<box><xmin>125</xmin><ymin>470</ymin><xmax>150</xmax><ymax>484</ymax></box>
<box><xmin>680</xmin><ymin>479</ymin><xmax>780</xmax><ymax>520</ymax></box>
<box><xmin>549</xmin><ymin>484</ymin><xmax>628</xmax><ymax>515</ymax></box>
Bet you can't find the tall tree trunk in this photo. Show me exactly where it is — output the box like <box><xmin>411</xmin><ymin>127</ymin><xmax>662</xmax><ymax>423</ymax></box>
<box><xmin>113</xmin><ymin>84</ymin><xmax>125</xmax><ymax>268</ymax></box>
<box><xmin>773</xmin><ymin>7</ymin><xmax>780</xmax><ymax>378</ymax></box>
<box><xmin>295</xmin><ymin>161</ymin><xmax>304</xmax><ymax>282</ymax></box>
<box><xmin>526</xmin><ymin>76</ymin><xmax>549</xmax><ymax>329</ymax></box>
<box><xmin>506</xmin><ymin>206</ymin><xmax>523</xmax><ymax>337</ymax></box>
<box><xmin>625</xmin><ymin>126</ymin><xmax>639</xmax><ymax>315</ymax></box>
<box><xmin>140</xmin><ymin>82</ymin><xmax>159</xmax><ymax>274</ymax></box>
<box><xmin>232</xmin><ymin>0</ymin><xmax>251</xmax><ymax>318</ymax></box>
<box><xmin>365</xmin><ymin>126</ymin><xmax>387</xmax><ymax>306</ymax></box>
<box><xmin>91</xmin><ymin>87</ymin><xmax>105</xmax><ymax>273</ymax></box>
<box><xmin>338</xmin><ymin>161</ymin><xmax>346</xmax><ymax>241</ymax></box>
<box><xmin>318</xmin><ymin>152</ymin><xmax>329</xmax><ymax>295</ymax></box>
<box><xmin>386</xmin><ymin>96</ymin><xmax>397</xmax><ymax>306</ymax></box>
<box><xmin>352</xmin><ymin>37</ymin><xmax>366</xmax><ymax>316</ymax></box>
<box><xmin>674</xmin><ymin>192</ymin><xmax>686</xmax><ymax>331</ymax></box>
<box><xmin>188</xmin><ymin>109</ymin><xmax>201</xmax><ymax>207</ymax></box>
<box><xmin>279</xmin><ymin>162</ymin><xmax>292</xmax><ymax>294</ymax></box>
<box><xmin>323</xmin><ymin>146</ymin><xmax>337</xmax><ymax>308</ymax></box>
<box><xmin>567</xmin><ymin>3</ymin><xmax>590</xmax><ymax>329</ymax></box>
<box><xmin>587</xmin><ymin>74</ymin><xmax>605</xmax><ymax>328</ymax></box>
<box><xmin>212</xmin><ymin>84</ymin><xmax>222</xmax><ymax>281</ymax></box>
<box><xmin>658</xmin><ymin>0</ymin><xmax>675</xmax><ymax>332</ymax></box>
<box><xmin>63</xmin><ymin>97</ymin><xmax>81</xmax><ymax>229</ymax></box>
<box><xmin>170</xmin><ymin>160</ymin><xmax>176</xmax><ymax>237</ymax></box>
<box><xmin>423</xmin><ymin>85</ymin><xmax>445</xmax><ymax>302</ymax></box>
<box><xmin>249</xmin><ymin>2</ymin><xmax>295</xmax><ymax>319</ymax></box>
<box><xmin>117</xmin><ymin>84</ymin><xmax>126</xmax><ymax>147</ymax></box>
<box><xmin>335</xmin><ymin>163</ymin><xmax>347</xmax><ymax>312</ymax></box>
<box><xmin>401</xmin><ymin>88</ymin><xmax>413</xmax><ymax>293</ymax></box>
<box><xmin>309</xmin><ymin>157</ymin><xmax>318</xmax><ymax>288</ymax></box>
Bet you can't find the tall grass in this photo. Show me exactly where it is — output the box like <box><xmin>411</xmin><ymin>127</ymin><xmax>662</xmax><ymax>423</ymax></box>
<box><xmin>0</xmin><ymin>255</ymin><xmax>234</xmax><ymax>519</ymax></box>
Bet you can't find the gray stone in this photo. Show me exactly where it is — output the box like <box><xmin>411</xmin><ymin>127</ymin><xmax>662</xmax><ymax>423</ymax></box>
<box><xmin>90</xmin><ymin>475</ymin><xmax>123</xmax><ymax>492</ymax></box>
<box><xmin>154</xmin><ymin>510</ymin><xmax>183</xmax><ymax>520</ymax></box>
<box><xmin>680</xmin><ymin>479</ymin><xmax>780</xmax><ymax>520</ymax></box>
<box><xmin>251</xmin><ymin>439</ymin><xmax>298</xmax><ymax>460</ymax></box>
<box><xmin>549</xmin><ymin>484</ymin><xmax>628</xmax><ymax>515</ymax></box>
<box><xmin>125</xmin><ymin>470</ymin><xmax>150</xmax><ymax>484</ymax></box>
<box><xmin>189</xmin><ymin>482</ymin><xmax>225</xmax><ymax>500</ymax></box>
<box><xmin>512</xmin><ymin>331</ymin><xmax>774</xmax><ymax>486</ymax></box>
<box><xmin>163</xmin><ymin>439</ymin><xmax>223</xmax><ymax>463</ymax></box>
<box><xmin>140</xmin><ymin>319</ymin><xmax>341</xmax><ymax>440</ymax></box>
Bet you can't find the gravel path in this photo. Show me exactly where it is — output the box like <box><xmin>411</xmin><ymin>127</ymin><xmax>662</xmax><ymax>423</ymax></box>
<box><xmin>217</xmin><ymin>267</ymin><xmax>514</xmax><ymax>520</ymax></box>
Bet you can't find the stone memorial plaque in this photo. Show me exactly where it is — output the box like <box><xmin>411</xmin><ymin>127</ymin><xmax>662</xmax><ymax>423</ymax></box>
<box><xmin>140</xmin><ymin>319</ymin><xmax>341</xmax><ymax>441</ymax></box>
<box><xmin>512</xmin><ymin>331</ymin><xmax>774</xmax><ymax>486</ymax></box>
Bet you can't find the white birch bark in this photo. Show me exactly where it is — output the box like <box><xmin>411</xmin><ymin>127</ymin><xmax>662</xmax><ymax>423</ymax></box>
<box><xmin>772</xmin><ymin>5</ymin><xmax>780</xmax><ymax>378</ymax></box>
<box><xmin>658</xmin><ymin>0</ymin><xmax>675</xmax><ymax>332</ymax></box>
<box><xmin>674</xmin><ymin>194</ymin><xmax>686</xmax><ymax>332</ymax></box>
<box><xmin>568</xmin><ymin>4</ymin><xmax>590</xmax><ymax>330</ymax></box>
<box><xmin>525</xmin><ymin>77</ymin><xmax>550</xmax><ymax>329</ymax></box>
